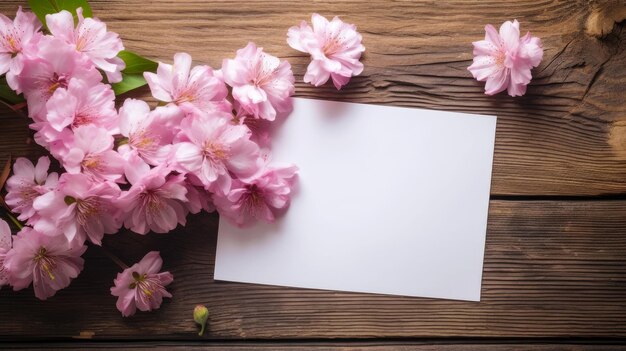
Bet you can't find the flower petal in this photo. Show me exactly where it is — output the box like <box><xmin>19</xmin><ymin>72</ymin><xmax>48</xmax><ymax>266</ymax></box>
<box><xmin>499</xmin><ymin>20</ymin><xmax>520</xmax><ymax>51</ymax></box>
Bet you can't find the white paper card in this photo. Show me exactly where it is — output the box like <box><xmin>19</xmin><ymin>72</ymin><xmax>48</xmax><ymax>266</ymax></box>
<box><xmin>215</xmin><ymin>98</ymin><xmax>497</xmax><ymax>302</ymax></box>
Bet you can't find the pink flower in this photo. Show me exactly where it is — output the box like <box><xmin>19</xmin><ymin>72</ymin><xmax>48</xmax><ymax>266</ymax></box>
<box><xmin>0</xmin><ymin>7</ymin><xmax>42</xmax><ymax>89</ymax></box>
<box><xmin>17</xmin><ymin>36</ymin><xmax>101</xmax><ymax>121</ymax></box>
<box><xmin>222</xmin><ymin>42</ymin><xmax>294</xmax><ymax>121</ymax></box>
<box><xmin>3</xmin><ymin>227</ymin><xmax>86</xmax><ymax>300</ymax></box>
<box><xmin>0</xmin><ymin>219</ymin><xmax>12</xmax><ymax>288</ymax></box>
<box><xmin>30</xmin><ymin>122</ymin><xmax>74</xmax><ymax>160</ymax></box>
<box><xmin>174</xmin><ymin>112</ymin><xmax>260</xmax><ymax>194</ymax></box>
<box><xmin>215</xmin><ymin>163</ymin><xmax>297</xmax><ymax>226</ymax></box>
<box><xmin>33</xmin><ymin>173</ymin><xmax>122</xmax><ymax>245</ymax></box>
<box><xmin>183</xmin><ymin>179</ymin><xmax>215</xmax><ymax>215</ymax></box>
<box><xmin>46</xmin><ymin>8</ymin><xmax>125</xmax><ymax>83</ymax></box>
<box><xmin>232</xmin><ymin>103</ymin><xmax>273</xmax><ymax>147</ymax></box>
<box><xmin>110</xmin><ymin>251</ymin><xmax>173</xmax><ymax>317</ymax></box>
<box><xmin>62</xmin><ymin>124</ymin><xmax>125</xmax><ymax>183</ymax></box>
<box><xmin>144</xmin><ymin>53</ymin><xmax>230</xmax><ymax>114</ymax></box>
<box><xmin>5</xmin><ymin>156</ymin><xmax>58</xmax><ymax>222</ymax></box>
<box><xmin>118</xmin><ymin>99</ymin><xmax>183</xmax><ymax>165</ymax></box>
<box><xmin>467</xmin><ymin>19</ymin><xmax>543</xmax><ymax>97</ymax></box>
<box><xmin>32</xmin><ymin>79</ymin><xmax>117</xmax><ymax>160</ymax></box>
<box><xmin>117</xmin><ymin>155</ymin><xmax>188</xmax><ymax>234</ymax></box>
<box><xmin>287</xmin><ymin>14</ymin><xmax>365</xmax><ymax>90</ymax></box>
<box><xmin>45</xmin><ymin>79</ymin><xmax>118</xmax><ymax>133</ymax></box>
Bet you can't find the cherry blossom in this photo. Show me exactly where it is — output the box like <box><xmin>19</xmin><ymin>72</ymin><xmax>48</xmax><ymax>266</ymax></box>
<box><xmin>287</xmin><ymin>13</ymin><xmax>365</xmax><ymax>89</ymax></box>
<box><xmin>45</xmin><ymin>79</ymin><xmax>118</xmax><ymax>133</ymax></box>
<box><xmin>467</xmin><ymin>19</ymin><xmax>543</xmax><ymax>96</ymax></box>
<box><xmin>117</xmin><ymin>155</ymin><xmax>188</xmax><ymax>234</ymax></box>
<box><xmin>62</xmin><ymin>124</ymin><xmax>125</xmax><ymax>183</ymax></box>
<box><xmin>144</xmin><ymin>52</ymin><xmax>230</xmax><ymax>114</ymax></box>
<box><xmin>117</xmin><ymin>98</ymin><xmax>183</xmax><ymax>166</ymax></box>
<box><xmin>222</xmin><ymin>42</ymin><xmax>294</xmax><ymax>121</ymax></box>
<box><xmin>174</xmin><ymin>112</ymin><xmax>260</xmax><ymax>194</ymax></box>
<box><xmin>5</xmin><ymin>156</ymin><xmax>58</xmax><ymax>223</ymax></box>
<box><xmin>33</xmin><ymin>173</ymin><xmax>122</xmax><ymax>245</ymax></box>
<box><xmin>0</xmin><ymin>6</ymin><xmax>41</xmax><ymax>90</ymax></box>
<box><xmin>214</xmin><ymin>164</ymin><xmax>297</xmax><ymax>226</ymax></box>
<box><xmin>17</xmin><ymin>36</ymin><xmax>101</xmax><ymax>121</ymax></box>
<box><xmin>46</xmin><ymin>8</ymin><xmax>125</xmax><ymax>83</ymax></box>
<box><xmin>110</xmin><ymin>251</ymin><xmax>173</xmax><ymax>317</ymax></box>
<box><xmin>4</xmin><ymin>228</ymin><xmax>86</xmax><ymax>300</ymax></box>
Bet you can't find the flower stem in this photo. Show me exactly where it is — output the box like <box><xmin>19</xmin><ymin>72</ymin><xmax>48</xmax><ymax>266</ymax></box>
<box><xmin>0</xmin><ymin>206</ymin><xmax>23</xmax><ymax>230</ymax></box>
<box><xmin>99</xmin><ymin>246</ymin><xmax>129</xmax><ymax>270</ymax></box>
<box><xmin>5</xmin><ymin>211</ymin><xmax>23</xmax><ymax>230</ymax></box>
<box><xmin>11</xmin><ymin>102</ymin><xmax>27</xmax><ymax>111</ymax></box>
<box><xmin>0</xmin><ymin>99</ymin><xmax>27</xmax><ymax>118</ymax></box>
<box><xmin>199</xmin><ymin>324</ymin><xmax>206</xmax><ymax>336</ymax></box>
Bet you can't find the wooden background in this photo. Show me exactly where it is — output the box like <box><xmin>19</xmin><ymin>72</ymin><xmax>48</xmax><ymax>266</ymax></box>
<box><xmin>1</xmin><ymin>0</ymin><xmax>626</xmax><ymax>349</ymax></box>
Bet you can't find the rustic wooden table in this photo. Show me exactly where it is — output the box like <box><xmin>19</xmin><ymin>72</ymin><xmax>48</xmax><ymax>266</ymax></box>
<box><xmin>1</xmin><ymin>0</ymin><xmax>625</xmax><ymax>349</ymax></box>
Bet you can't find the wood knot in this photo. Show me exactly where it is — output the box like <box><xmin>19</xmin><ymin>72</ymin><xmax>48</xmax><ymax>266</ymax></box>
<box><xmin>73</xmin><ymin>330</ymin><xmax>96</xmax><ymax>339</ymax></box>
<box><xmin>585</xmin><ymin>0</ymin><xmax>626</xmax><ymax>38</ymax></box>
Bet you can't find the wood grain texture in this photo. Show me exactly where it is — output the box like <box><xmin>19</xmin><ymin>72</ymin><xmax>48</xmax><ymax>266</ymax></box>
<box><xmin>0</xmin><ymin>0</ymin><xmax>625</xmax><ymax>346</ymax></box>
<box><xmin>1</xmin><ymin>0</ymin><xmax>625</xmax><ymax>195</ymax></box>
<box><xmin>1</xmin><ymin>200</ymin><xmax>625</xmax><ymax>340</ymax></box>
<box><xmin>2</xmin><ymin>341</ymin><xmax>626</xmax><ymax>350</ymax></box>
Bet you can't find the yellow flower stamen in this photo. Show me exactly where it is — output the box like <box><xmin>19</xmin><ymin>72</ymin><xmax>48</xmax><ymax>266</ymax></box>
<box><xmin>129</xmin><ymin>271</ymin><xmax>163</xmax><ymax>300</ymax></box>
<box><xmin>33</xmin><ymin>247</ymin><xmax>56</xmax><ymax>281</ymax></box>
<box><xmin>7</xmin><ymin>36</ymin><xmax>18</xmax><ymax>52</ymax></box>
<box><xmin>82</xmin><ymin>156</ymin><xmax>100</xmax><ymax>170</ymax></box>
<box><xmin>48</xmin><ymin>82</ymin><xmax>61</xmax><ymax>94</ymax></box>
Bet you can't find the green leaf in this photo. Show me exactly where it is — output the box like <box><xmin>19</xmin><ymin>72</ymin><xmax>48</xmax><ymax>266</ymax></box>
<box><xmin>111</xmin><ymin>73</ymin><xmax>149</xmax><ymax>95</ymax></box>
<box><xmin>27</xmin><ymin>0</ymin><xmax>57</xmax><ymax>25</ymax></box>
<box><xmin>28</xmin><ymin>0</ymin><xmax>93</xmax><ymax>28</ymax></box>
<box><xmin>110</xmin><ymin>51</ymin><xmax>158</xmax><ymax>95</ymax></box>
<box><xmin>0</xmin><ymin>78</ymin><xmax>25</xmax><ymax>105</ymax></box>
<box><xmin>57</xmin><ymin>0</ymin><xmax>92</xmax><ymax>18</ymax></box>
<box><xmin>118</xmin><ymin>50</ymin><xmax>158</xmax><ymax>75</ymax></box>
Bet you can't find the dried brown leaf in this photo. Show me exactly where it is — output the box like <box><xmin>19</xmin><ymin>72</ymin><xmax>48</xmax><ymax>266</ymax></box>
<box><xmin>0</xmin><ymin>195</ymin><xmax>7</xmax><ymax>211</ymax></box>
<box><xmin>0</xmin><ymin>155</ymin><xmax>11</xmax><ymax>191</ymax></box>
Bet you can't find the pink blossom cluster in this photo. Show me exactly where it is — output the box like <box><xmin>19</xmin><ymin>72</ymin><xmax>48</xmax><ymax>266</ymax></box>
<box><xmin>0</xmin><ymin>7</ymin><xmax>301</xmax><ymax>316</ymax></box>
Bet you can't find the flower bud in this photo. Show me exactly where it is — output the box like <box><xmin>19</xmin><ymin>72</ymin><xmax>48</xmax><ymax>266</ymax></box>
<box><xmin>193</xmin><ymin>305</ymin><xmax>209</xmax><ymax>336</ymax></box>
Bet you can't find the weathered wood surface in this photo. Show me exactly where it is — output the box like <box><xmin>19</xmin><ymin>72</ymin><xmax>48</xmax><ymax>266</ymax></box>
<box><xmin>1</xmin><ymin>200</ymin><xmax>626</xmax><ymax>340</ymax></box>
<box><xmin>2</xmin><ymin>341</ymin><xmax>626</xmax><ymax>350</ymax></box>
<box><xmin>0</xmin><ymin>0</ymin><xmax>625</xmax><ymax>347</ymax></box>
<box><xmin>1</xmin><ymin>0</ymin><xmax>625</xmax><ymax>196</ymax></box>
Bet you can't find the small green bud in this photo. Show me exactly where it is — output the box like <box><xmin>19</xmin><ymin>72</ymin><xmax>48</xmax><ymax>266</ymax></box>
<box><xmin>193</xmin><ymin>305</ymin><xmax>209</xmax><ymax>336</ymax></box>
<box><xmin>64</xmin><ymin>196</ymin><xmax>76</xmax><ymax>205</ymax></box>
<box><xmin>115</xmin><ymin>137</ymin><xmax>129</xmax><ymax>148</ymax></box>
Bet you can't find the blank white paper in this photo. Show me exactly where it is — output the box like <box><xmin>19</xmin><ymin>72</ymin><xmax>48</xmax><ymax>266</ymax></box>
<box><xmin>214</xmin><ymin>98</ymin><xmax>497</xmax><ymax>302</ymax></box>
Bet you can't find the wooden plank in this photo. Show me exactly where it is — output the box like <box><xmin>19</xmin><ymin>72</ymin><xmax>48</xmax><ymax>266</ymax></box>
<box><xmin>0</xmin><ymin>0</ymin><xmax>625</xmax><ymax>195</ymax></box>
<box><xmin>2</xmin><ymin>341</ymin><xmax>626</xmax><ymax>350</ymax></box>
<box><xmin>0</xmin><ymin>0</ymin><xmax>625</xmax><ymax>344</ymax></box>
<box><xmin>0</xmin><ymin>200</ymin><xmax>625</xmax><ymax>340</ymax></box>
